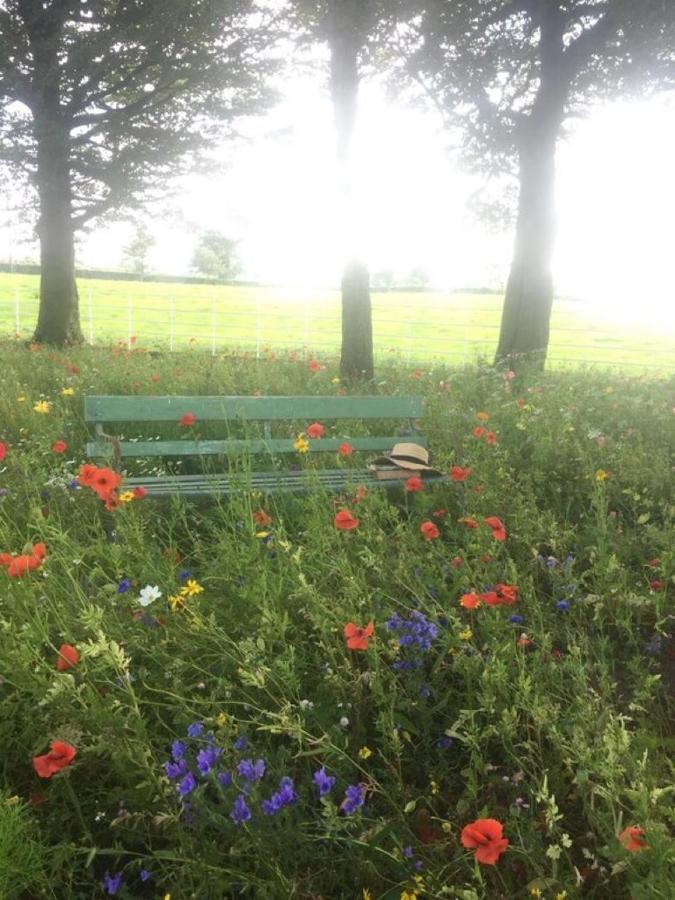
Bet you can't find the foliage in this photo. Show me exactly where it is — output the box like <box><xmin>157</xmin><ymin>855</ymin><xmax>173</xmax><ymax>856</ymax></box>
<box><xmin>122</xmin><ymin>225</ymin><xmax>155</xmax><ymax>277</ymax></box>
<box><xmin>0</xmin><ymin>342</ymin><xmax>673</xmax><ymax>897</ymax></box>
<box><xmin>191</xmin><ymin>231</ymin><xmax>242</xmax><ymax>281</ymax></box>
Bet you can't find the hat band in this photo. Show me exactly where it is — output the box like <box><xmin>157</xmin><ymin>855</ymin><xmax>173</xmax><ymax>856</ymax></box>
<box><xmin>389</xmin><ymin>453</ymin><xmax>429</xmax><ymax>465</ymax></box>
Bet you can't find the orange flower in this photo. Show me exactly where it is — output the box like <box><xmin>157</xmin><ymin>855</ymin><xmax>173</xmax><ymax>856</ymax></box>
<box><xmin>306</xmin><ymin>422</ymin><xmax>325</xmax><ymax>439</ymax></box>
<box><xmin>460</xmin><ymin>592</ymin><xmax>481</xmax><ymax>609</ymax></box>
<box><xmin>405</xmin><ymin>476</ymin><xmax>423</xmax><ymax>493</ymax></box>
<box><xmin>334</xmin><ymin>509</ymin><xmax>360</xmax><ymax>530</ymax></box>
<box><xmin>472</xmin><ymin>426</ymin><xmax>485</xmax><ymax>439</ymax></box>
<box><xmin>460</xmin><ymin>818</ymin><xmax>509</xmax><ymax>865</ymax></box>
<box><xmin>51</xmin><ymin>440</ymin><xmax>67</xmax><ymax>454</ymax></box>
<box><xmin>458</xmin><ymin>516</ymin><xmax>478</xmax><ymax>529</ymax></box>
<box><xmin>253</xmin><ymin>509</ymin><xmax>272</xmax><ymax>527</ymax></box>
<box><xmin>344</xmin><ymin>621</ymin><xmax>374</xmax><ymax>651</ymax></box>
<box><xmin>338</xmin><ymin>442</ymin><xmax>354</xmax><ymax>457</ymax></box>
<box><xmin>179</xmin><ymin>412</ymin><xmax>196</xmax><ymax>427</ymax></box>
<box><xmin>32</xmin><ymin>740</ymin><xmax>76</xmax><ymax>779</ymax></box>
<box><xmin>56</xmin><ymin>644</ymin><xmax>80</xmax><ymax>671</ymax></box>
<box><xmin>476</xmin><ymin>411</ymin><xmax>489</xmax><ymax>422</ymax></box>
<box><xmin>484</xmin><ymin>516</ymin><xmax>507</xmax><ymax>541</ymax></box>
<box><xmin>486</xmin><ymin>430</ymin><xmax>497</xmax><ymax>445</ymax></box>
<box><xmin>619</xmin><ymin>826</ymin><xmax>648</xmax><ymax>852</ymax></box>
<box><xmin>420</xmin><ymin>521</ymin><xmax>440</xmax><ymax>541</ymax></box>
<box><xmin>2</xmin><ymin>543</ymin><xmax>46</xmax><ymax>578</ymax></box>
<box><xmin>450</xmin><ymin>466</ymin><xmax>472</xmax><ymax>482</ymax></box>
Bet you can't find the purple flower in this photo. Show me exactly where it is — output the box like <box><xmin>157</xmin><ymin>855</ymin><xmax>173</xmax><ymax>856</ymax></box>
<box><xmin>164</xmin><ymin>759</ymin><xmax>188</xmax><ymax>780</ymax></box>
<box><xmin>261</xmin><ymin>776</ymin><xmax>297</xmax><ymax>815</ymax></box>
<box><xmin>385</xmin><ymin>610</ymin><xmax>438</xmax><ymax>652</ymax></box>
<box><xmin>230</xmin><ymin>793</ymin><xmax>252</xmax><ymax>825</ymax></box>
<box><xmin>436</xmin><ymin>735</ymin><xmax>453</xmax><ymax>749</ymax></box>
<box><xmin>102</xmin><ymin>872</ymin><xmax>123</xmax><ymax>895</ymax></box>
<box><xmin>340</xmin><ymin>783</ymin><xmax>366</xmax><ymax>816</ymax></box>
<box><xmin>403</xmin><ymin>845</ymin><xmax>414</xmax><ymax>859</ymax></box>
<box><xmin>187</xmin><ymin>722</ymin><xmax>204</xmax><ymax>738</ymax></box>
<box><xmin>237</xmin><ymin>758</ymin><xmax>265</xmax><ymax>782</ymax></box>
<box><xmin>556</xmin><ymin>600</ymin><xmax>569</xmax><ymax>612</ymax></box>
<box><xmin>179</xmin><ymin>569</ymin><xmax>192</xmax><ymax>581</ymax></box>
<box><xmin>139</xmin><ymin>869</ymin><xmax>152</xmax><ymax>882</ymax></box>
<box><xmin>233</xmin><ymin>735</ymin><xmax>248</xmax><ymax>751</ymax></box>
<box><xmin>116</xmin><ymin>578</ymin><xmax>132</xmax><ymax>594</ymax></box>
<box><xmin>178</xmin><ymin>771</ymin><xmax>197</xmax><ymax>796</ymax></box>
<box><xmin>313</xmin><ymin>766</ymin><xmax>336</xmax><ymax>797</ymax></box>
<box><xmin>197</xmin><ymin>745</ymin><xmax>222</xmax><ymax>776</ymax></box>
<box><xmin>218</xmin><ymin>771</ymin><xmax>233</xmax><ymax>787</ymax></box>
<box><xmin>171</xmin><ymin>740</ymin><xmax>187</xmax><ymax>761</ymax></box>
<box><xmin>509</xmin><ymin>614</ymin><xmax>524</xmax><ymax>624</ymax></box>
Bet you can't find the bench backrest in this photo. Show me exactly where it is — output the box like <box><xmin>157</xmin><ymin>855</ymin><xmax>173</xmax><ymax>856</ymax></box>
<box><xmin>85</xmin><ymin>395</ymin><xmax>425</xmax><ymax>459</ymax></box>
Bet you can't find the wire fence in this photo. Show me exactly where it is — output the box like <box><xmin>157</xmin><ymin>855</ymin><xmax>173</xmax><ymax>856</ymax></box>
<box><xmin>1</xmin><ymin>284</ymin><xmax>674</xmax><ymax>373</ymax></box>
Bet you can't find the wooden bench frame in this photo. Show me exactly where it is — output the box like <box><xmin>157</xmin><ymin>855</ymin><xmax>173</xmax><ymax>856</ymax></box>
<box><xmin>85</xmin><ymin>395</ymin><xmax>449</xmax><ymax>498</ymax></box>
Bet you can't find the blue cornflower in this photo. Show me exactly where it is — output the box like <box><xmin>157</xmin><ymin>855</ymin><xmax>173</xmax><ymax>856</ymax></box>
<box><xmin>187</xmin><ymin>722</ymin><xmax>204</xmax><ymax>738</ymax></box>
<box><xmin>413</xmin><ymin>860</ymin><xmax>424</xmax><ymax>872</ymax></box>
<box><xmin>509</xmin><ymin>614</ymin><xmax>524</xmax><ymax>624</ymax></box>
<box><xmin>233</xmin><ymin>735</ymin><xmax>248</xmax><ymax>751</ymax></box>
<box><xmin>179</xmin><ymin>569</ymin><xmax>192</xmax><ymax>581</ymax></box>
<box><xmin>68</xmin><ymin>479</ymin><xmax>80</xmax><ymax>491</ymax></box>
<box><xmin>197</xmin><ymin>745</ymin><xmax>222</xmax><ymax>776</ymax></box>
<box><xmin>313</xmin><ymin>766</ymin><xmax>336</xmax><ymax>797</ymax></box>
<box><xmin>385</xmin><ymin>610</ymin><xmax>438</xmax><ymax>652</ymax></box>
<box><xmin>340</xmin><ymin>783</ymin><xmax>366</xmax><ymax>816</ymax></box>
<box><xmin>116</xmin><ymin>578</ymin><xmax>132</xmax><ymax>594</ymax></box>
<box><xmin>230</xmin><ymin>794</ymin><xmax>252</xmax><ymax>825</ymax></box>
<box><xmin>171</xmin><ymin>740</ymin><xmax>187</xmax><ymax>761</ymax></box>
<box><xmin>436</xmin><ymin>735</ymin><xmax>453</xmax><ymax>749</ymax></box>
<box><xmin>178</xmin><ymin>771</ymin><xmax>197</xmax><ymax>796</ymax></box>
<box><xmin>164</xmin><ymin>759</ymin><xmax>188</xmax><ymax>780</ymax></box>
<box><xmin>546</xmin><ymin>556</ymin><xmax>559</xmax><ymax>568</ymax></box>
<box><xmin>102</xmin><ymin>872</ymin><xmax>123</xmax><ymax>896</ymax></box>
<box><xmin>562</xmin><ymin>554</ymin><xmax>575</xmax><ymax>570</ymax></box>
<box><xmin>237</xmin><ymin>758</ymin><xmax>265</xmax><ymax>782</ymax></box>
<box><xmin>556</xmin><ymin>600</ymin><xmax>569</xmax><ymax>612</ymax></box>
<box><xmin>139</xmin><ymin>869</ymin><xmax>152</xmax><ymax>882</ymax></box>
<box><xmin>218</xmin><ymin>771</ymin><xmax>233</xmax><ymax>787</ymax></box>
<box><xmin>403</xmin><ymin>845</ymin><xmax>414</xmax><ymax>859</ymax></box>
<box><xmin>261</xmin><ymin>776</ymin><xmax>297</xmax><ymax>815</ymax></box>
<box><xmin>419</xmin><ymin>685</ymin><xmax>431</xmax><ymax>699</ymax></box>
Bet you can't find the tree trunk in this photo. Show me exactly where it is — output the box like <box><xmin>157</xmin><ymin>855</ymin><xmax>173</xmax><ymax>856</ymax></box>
<box><xmin>330</xmin><ymin>3</ymin><xmax>374</xmax><ymax>381</ymax></box>
<box><xmin>340</xmin><ymin>260</ymin><xmax>374</xmax><ymax>378</ymax></box>
<box><xmin>494</xmin><ymin>124</ymin><xmax>558</xmax><ymax>367</ymax></box>
<box><xmin>32</xmin><ymin>112</ymin><xmax>82</xmax><ymax>345</ymax></box>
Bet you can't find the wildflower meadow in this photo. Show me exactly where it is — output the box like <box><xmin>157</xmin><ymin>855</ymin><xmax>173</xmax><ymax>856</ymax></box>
<box><xmin>0</xmin><ymin>342</ymin><xmax>673</xmax><ymax>899</ymax></box>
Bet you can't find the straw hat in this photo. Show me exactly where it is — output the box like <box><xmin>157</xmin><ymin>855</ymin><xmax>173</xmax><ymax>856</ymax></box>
<box><xmin>372</xmin><ymin>442</ymin><xmax>439</xmax><ymax>473</ymax></box>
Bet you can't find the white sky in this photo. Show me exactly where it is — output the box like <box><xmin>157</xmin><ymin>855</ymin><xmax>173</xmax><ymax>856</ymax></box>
<box><xmin>1</xmin><ymin>79</ymin><xmax>674</xmax><ymax>326</ymax></box>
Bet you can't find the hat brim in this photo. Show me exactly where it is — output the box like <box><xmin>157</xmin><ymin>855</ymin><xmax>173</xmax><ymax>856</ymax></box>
<box><xmin>372</xmin><ymin>455</ymin><xmax>440</xmax><ymax>474</ymax></box>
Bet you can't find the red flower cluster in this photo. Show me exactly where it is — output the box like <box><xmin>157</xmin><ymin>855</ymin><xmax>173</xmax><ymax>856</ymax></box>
<box><xmin>460</xmin><ymin>584</ymin><xmax>518</xmax><ymax>609</ymax></box>
<box><xmin>450</xmin><ymin>466</ymin><xmax>472</xmax><ymax>482</ymax></box>
<box><xmin>405</xmin><ymin>476</ymin><xmax>423</xmax><ymax>493</ymax></box>
<box><xmin>33</xmin><ymin>741</ymin><xmax>76</xmax><ymax>779</ymax></box>
<box><xmin>334</xmin><ymin>509</ymin><xmax>360</xmax><ymax>530</ymax></box>
<box><xmin>472</xmin><ymin>426</ymin><xmax>498</xmax><ymax>444</ymax></box>
<box><xmin>0</xmin><ymin>543</ymin><xmax>46</xmax><ymax>578</ymax></box>
<box><xmin>78</xmin><ymin>464</ymin><xmax>123</xmax><ymax>509</ymax></box>
<box><xmin>420</xmin><ymin>520</ymin><xmax>440</xmax><ymax>540</ymax></box>
<box><xmin>461</xmin><ymin>818</ymin><xmax>509</xmax><ymax>865</ymax></box>
<box><xmin>306</xmin><ymin>422</ymin><xmax>325</xmax><ymax>439</ymax></box>
<box><xmin>484</xmin><ymin>516</ymin><xmax>507</xmax><ymax>541</ymax></box>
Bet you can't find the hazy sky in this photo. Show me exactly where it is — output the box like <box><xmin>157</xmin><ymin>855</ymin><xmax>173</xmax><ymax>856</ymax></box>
<box><xmin>1</xmin><ymin>77</ymin><xmax>674</xmax><ymax>324</ymax></box>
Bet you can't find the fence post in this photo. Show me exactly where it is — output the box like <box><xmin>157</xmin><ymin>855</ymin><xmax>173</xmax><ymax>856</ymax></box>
<box><xmin>14</xmin><ymin>287</ymin><xmax>20</xmax><ymax>337</ymax></box>
<box><xmin>87</xmin><ymin>289</ymin><xmax>94</xmax><ymax>344</ymax></box>
<box><xmin>127</xmin><ymin>294</ymin><xmax>133</xmax><ymax>350</ymax></box>
<box><xmin>169</xmin><ymin>296</ymin><xmax>175</xmax><ymax>352</ymax></box>
<box><xmin>255</xmin><ymin>293</ymin><xmax>261</xmax><ymax>360</ymax></box>
<box><xmin>211</xmin><ymin>297</ymin><xmax>217</xmax><ymax>356</ymax></box>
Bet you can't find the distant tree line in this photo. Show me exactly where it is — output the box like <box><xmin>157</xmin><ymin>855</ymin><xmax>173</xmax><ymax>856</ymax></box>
<box><xmin>1</xmin><ymin>0</ymin><xmax>673</xmax><ymax>372</ymax></box>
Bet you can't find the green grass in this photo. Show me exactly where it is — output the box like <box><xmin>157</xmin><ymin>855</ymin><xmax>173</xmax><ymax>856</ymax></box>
<box><xmin>0</xmin><ymin>343</ymin><xmax>673</xmax><ymax>898</ymax></box>
<box><xmin>1</xmin><ymin>272</ymin><xmax>673</xmax><ymax>372</ymax></box>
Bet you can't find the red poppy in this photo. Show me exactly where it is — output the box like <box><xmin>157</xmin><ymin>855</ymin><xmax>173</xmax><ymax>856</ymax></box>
<box><xmin>450</xmin><ymin>555</ymin><xmax>463</xmax><ymax>568</ymax></box>
<box><xmin>405</xmin><ymin>476</ymin><xmax>423</xmax><ymax>493</ymax></box>
<box><xmin>132</xmin><ymin>487</ymin><xmax>147</xmax><ymax>499</ymax></box>
<box><xmin>179</xmin><ymin>412</ymin><xmax>196</xmax><ymax>427</ymax></box>
<box><xmin>481</xmin><ymin>591</ymin><xmax>501</xmax><ymax>606</ymax></box>
<box><xmin>460</xmin><ymin>818</ymin><xmax>509</xmax><ymax>865</ymax></box>
<box><xmin>472</xmin><ymin>426</ymin><xmax>485</xmax><ymax>439</ymax></box>
<box><xmin>460</xmin><ymin>592</ymin><xmax>481</xmax><ymax>609</ymax></box>
<box><xmin>0</xmin><ymin>441</ymin><xmax>6</xmax><ymax>461</ymax></box>
<box><xmin>432</xmin><ymin>508</ymin><xmax>447</xmax><ymax>519</ymax></box>
<box><xmin>90</xmin><ymin>468</ymin><xmax>122</xmax><ymax>501</ymax></box>
<box><xmin>32</xmin><ymin>740</ymin><xmax>76</xmax><ymax>779</ymax></box>
<box><xmin>619</xmin><ymin>826</ymin><xmax>648</xmax><ymax>852</ymax></box>
<box><xmin>344</xmin><ymin>621</ymin><xmax>374</xmax><ymax>650</ymax></box>
<box><xmin>450</xmin><ymin>466</ymin><xmax>472</xmax><ymax>482</ymax></box>
<box><xmin>495</xmin><ymin>583</ymin><xmax>518</xmax><ymax>605</ymax></box>
<box><xmin>649</xmin><ymin>578</ymin><xmax>665</xmax><ymax>591</ymax></box>
<box><xmin>420</xmin><ymin>520</ymin><xmax>440</xmax><ymax>541</ymax></box>
<box><xmin>51</xmin><ymin>440</ymin><xmax>67</xmax><ymax>454</ymax></box>
<box><xmin>648</xmin><ymin>558</ymin><xmax>660</xmax><ymax>568</ymax></box>
<box><xmin>486</xmin><ymin>431</ymin><xmax>498</xmax><ymax>445</ymax></box>
<box><xmin>77</xmin><ymin>463</ymin><xmax>98</xmax><ymax>486</ymax></box>
<box><xmin>3</xmin><ymin>543</ymin><xmax>46</xmax><ymax>578</ymax></box>
<box><xmin>484</xmin><ymin>516</ymin><xmax>507</xmax><ymax>541</ymax></box>
<box><xmin>308</xmin><ymin>358</ymin><xmax>323</xmax><ymax>373</ymax></box>
<box><xmin>458</xmin><ymin>516</ymin><xmax>478</xmax><ymax>529</ymax></box>
<box><xmin>56</xmin><ymin>644</ymin><xmax>80</xmax><ymax>671</ymax></box>
<box><xmin>253</xmin><ymin>509</ymin><xmax>272</xmax><ymax>526</ymax></box>
<box><xmin>338</xmin><ymin>442</ymin><xmax>354</xmax><ymax>457</ymax></box>
<box><xmin>334</xmin><ymin>509</ymin><xmax>360</xmax><ymax>530</ymax></box>
<box><xmin>306</xmin><ymin>422</ymin><xmax>325</xmax><ymax>439</ymax></box>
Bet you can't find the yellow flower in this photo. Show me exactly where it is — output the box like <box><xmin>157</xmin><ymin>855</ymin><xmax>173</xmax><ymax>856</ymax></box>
<box><xmin>331</xmin><ymin>377</ymin><xmax>341</xmax><ymax>384</ymax></box>
<box><xmin>61</xmin><ymin>387</ymin><xmax>75</xmax><ymax>396</ymax></box>
<box><xmin>255</xmin><ymin>530</ymin><xmax>270</xmax><ymax>540</ymax></box>
<box><xmin>530</xmin><ymin>889</ymin><xmax>542</xmax><ymax>899</ymax></box>
<box><xmin>400</xmin><ymin>891</ymin><xmax>418</xmax><ymax>900</ymax></box>
<box><xmin>168</xmin><ymin>594</ymin><xmax>185</xmax><ymax>612</ymax></box>
<box><xmin>294</xmin><ymin>433</ymin><xmax>310</xmax><ymax>453</ymax></box>
<box><xmin>362</xmin><ymin>891</ymin><xmax>372</xmax><ymax>900</ymax></box>
<box><xmin>555</xmin><ymin>892</ymin><xmax>568</xmax><ymax>900</ymax></box>
<box><xmin>181</xmin><ymin>579</ymin><xmax>204</xmax><ymax>597</ymax></box>
<box><xmin>458</xmin><ymin>627</ymin><xmax>473</xmax><ymax>641</ymax></box>
<box><xmin>33</xmin><ymin>400</ymin><xmax>50</xmax><ymax>413</ymax></box>
<box><xmin>118</xmin><ymin>491</ymin><xmax>135</xmax><ymax>503</ymax></box>
<box><xmin>595</xmin><ymin>469</ymin><xmax>610</xmax><ymax>482</ymax></box>
<box><xmin>215</xmin><ymin>712</ymin><xmax>228</xmax><ymax>727</ymax></box>
<box><xmin>17</xmin><ymin>395</ymin><xmax>26</xmax><ymax>402</ymax></box>
<box><xmin>164</xmin><ymin>895</ymin><xmax>171</xmax><ymax>900</ymax></box>
<box><xmin>358</xmin><ymin>746</ymin><xmax>372</xmax><ymax>760</ymax></box>
<box><xmin>429</xmin><ymin>779</ymin><xmax>439</xmax><ymax>795</ymax></box>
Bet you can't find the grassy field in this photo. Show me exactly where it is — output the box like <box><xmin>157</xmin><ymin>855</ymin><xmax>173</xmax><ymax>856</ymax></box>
<box><xmin>1</xmin><ymin>272</ymin><xmax>673</xmax><ymax>371</ymax></box>
<box><xmin>0</xmin><ymin>344</ymin><xmax>673</xmax><ymax>898</ymax></box>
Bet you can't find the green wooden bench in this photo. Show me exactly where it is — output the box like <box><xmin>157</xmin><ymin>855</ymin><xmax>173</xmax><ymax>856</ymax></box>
<box><xmin>84</xmin><ymin>395</ymin><xmax>448</xmax><ymax>498</ymax></box>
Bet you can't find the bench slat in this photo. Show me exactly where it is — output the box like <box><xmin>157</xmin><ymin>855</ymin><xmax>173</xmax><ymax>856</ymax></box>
<box><xmin>85</xmin><ymin>395</ymin><xmax>424</xmax><ymax>423</ymax></box>
<box><xmin>85</xmin><ymin>435</ymin><xmax>425</xmax><ymax>459</ymax></box>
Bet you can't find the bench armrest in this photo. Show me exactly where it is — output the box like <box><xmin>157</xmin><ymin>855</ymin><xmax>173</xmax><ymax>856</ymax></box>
<box><xmin>95</xmin><ymin>424</ymin><xmax>122</xmax><ymax>469</ymax></box>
